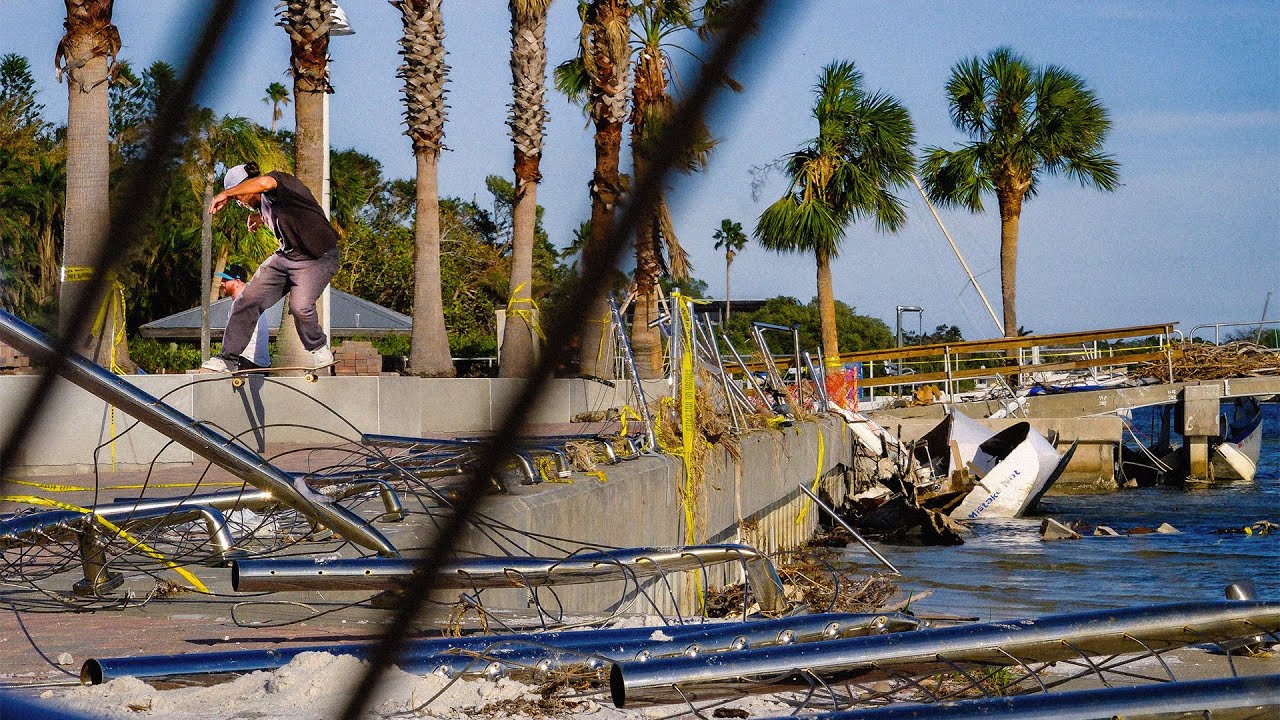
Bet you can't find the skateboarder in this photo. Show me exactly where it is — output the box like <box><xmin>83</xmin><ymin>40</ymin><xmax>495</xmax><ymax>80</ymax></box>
<box><xmin>201</xmin><ymin>162</ymin><xmax>337</xmax><ymax>372</ymax></box>
<box><xmin>215</xmin><ymin>264</ymin><xmax>270</xmax><ymax>369</ymax></box>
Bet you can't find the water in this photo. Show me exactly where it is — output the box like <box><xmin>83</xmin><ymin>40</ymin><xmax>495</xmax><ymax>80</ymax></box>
<box><xmin>856</xmin><ymin>402</ymin><xmax>1280</xmax><ymax>621</ymax></box>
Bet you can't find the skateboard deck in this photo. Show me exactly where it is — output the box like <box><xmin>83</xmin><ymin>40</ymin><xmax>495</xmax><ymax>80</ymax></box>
<box><xmin>227</xmin><ymin>361</ymin><xmax>337</xmax><ymax>386</ymax></box>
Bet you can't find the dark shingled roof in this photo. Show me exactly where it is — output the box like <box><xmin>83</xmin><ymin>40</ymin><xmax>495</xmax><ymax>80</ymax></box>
<box><xmin>139</xmin><ymin>289</ymin><xmax>412</xmax><ymax>339</ymax></box>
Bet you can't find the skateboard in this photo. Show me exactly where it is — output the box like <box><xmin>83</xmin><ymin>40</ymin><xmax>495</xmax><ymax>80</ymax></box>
<box><xmin>228</xmin><ymin>361</ymin><xmax>337</xmax><ymax>387</ymax></box>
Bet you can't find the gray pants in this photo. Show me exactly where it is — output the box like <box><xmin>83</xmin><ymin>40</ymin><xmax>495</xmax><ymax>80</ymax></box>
<box><xmin>223</xmin><ymin>248</ymin><xmax>339</xmax><ymax>357</ymax></box>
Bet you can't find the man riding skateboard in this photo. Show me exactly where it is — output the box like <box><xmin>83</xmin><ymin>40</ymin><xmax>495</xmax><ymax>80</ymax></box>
<box><xmin>202</xmin><ymin>162</ymin><xmax>338</xmax><ymax>373</ymax></box>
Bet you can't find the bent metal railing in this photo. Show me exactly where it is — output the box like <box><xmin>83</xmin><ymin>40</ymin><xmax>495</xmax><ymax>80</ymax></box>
<box><xmin>0</xmin><ymin>307</ymin><xmax>398</xmax><ymax>558</ymax></box>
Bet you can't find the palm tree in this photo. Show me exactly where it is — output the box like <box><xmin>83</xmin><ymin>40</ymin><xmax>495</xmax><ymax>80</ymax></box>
<box><xmin>56</xmin><ymin>0</ymin><xmax>133</xmax><ymax>371</ymax></box>
<box><xmin>919</xmin><ymin>47</ymin><xmax>1118</xmax><ymax>338</ymax></box>
<box><xmin>393</xmin><ymin>0</ymin><xmax>455</xmax><ymax>377</ymax></box>
<box><xmin>558</xmin><ymin>0</ymin><xmax>631</xmax><ymax>379</ymax></box>
<box><xmin>712</xmin><ymin>218</ymin><xmax>746</xmax><ymax>319</ymax></box>
<box><xmin>756</xmin><ymin>61</ymin><xmax>915</xmax><ymax>363</ymax></box>
<box><xmin>262</xmin><ymin>81</ymin><xmax>291</xmax><ymax>133</ymax></box>
<box><xmin>498</xmin><ymin>0</ymin><xmax>552</xmax><ymax>378</ymax></box>
<box><xmin>626</xmin><ymin>0</ymin><xmax>701</xmax><ymax>379</ymax></box>
<box><xmin>277</xmin><ymin>0</ymin><xmax>335</xmax><ymax>371</ymax></box>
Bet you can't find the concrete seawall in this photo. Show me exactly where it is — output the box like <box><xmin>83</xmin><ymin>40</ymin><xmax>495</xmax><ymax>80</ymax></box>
<box><xmin>0</xmin><ymin>374</ymin><xmax>850</xmax><ymax>614</ymax></box>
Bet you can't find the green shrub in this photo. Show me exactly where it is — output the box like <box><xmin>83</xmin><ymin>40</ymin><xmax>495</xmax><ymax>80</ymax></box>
<box><xmin>129</xmin><ymin>337</ymin><xmax>202</xmax><ymax>374</ymax></box>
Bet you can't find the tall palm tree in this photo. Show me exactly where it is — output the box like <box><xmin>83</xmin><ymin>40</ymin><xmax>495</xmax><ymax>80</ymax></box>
<box><xmin>56</xmin><ymin>0</ymin><xmax>132</xmax><ymax>371</ymax></box>
<box><xmin>498</xmin><ymin>0</ymin><xmax>552</xmax><ymax>378</ymax></box>
<box><xmin>560</xmin><ymin>0</ymin><xmax>630</xmax><ymax>379</ymax></box>
<box><xmin>712</xmin><ymin>218</ymin><xmax>745</xmax><ymax>319</ymax></box>
<box><xmin>756</xmin><ymin>61</ymin><xmax>915</xmax><ymax>363</ymax></box>
<box><xmin>277</xmin><ymin>0</ymin><xmax>335</xmax><ymax>371</ymax></box>
<box><xmin>919</xmin><ymin>47</ymin><xmax>1118</xmax><ymax>338</ymax></box>
<box><xmin>262</xmin><ymin>81</ymin><xmax>291</xmax><ymax>133</ymax></box>
<box><xmin>626</xmin><ymin>0</ymin><xmax>699</xmax><ymax>379</ymax></box>
<box><xmin>393</xmin><ymin>0</ymin><xmax>455</xmax><ymax>377</ymax></box>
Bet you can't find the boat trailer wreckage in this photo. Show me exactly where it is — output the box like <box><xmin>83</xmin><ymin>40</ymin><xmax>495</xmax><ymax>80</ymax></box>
<box><xmin>2</xmin><ymin>307</ymin><xmax>1278</xmax><ymax>718</ymax></box>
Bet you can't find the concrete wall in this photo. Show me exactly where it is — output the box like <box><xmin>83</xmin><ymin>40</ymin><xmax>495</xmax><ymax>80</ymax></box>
<box><xmin>0</xmin><ymin>375</ymin><xmax>661</xmax><ymax>475</ymax></box>
<box><xmin>448</xmin><ymin>417</ymin><xmax>851</xmax><ymax>613</ymax></box>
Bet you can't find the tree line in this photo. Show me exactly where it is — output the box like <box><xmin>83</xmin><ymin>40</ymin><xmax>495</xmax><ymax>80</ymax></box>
<box><xmin>2</xmin><ymin>1</ymin><xmax>1117</xmax><ymax>380</ymax></box>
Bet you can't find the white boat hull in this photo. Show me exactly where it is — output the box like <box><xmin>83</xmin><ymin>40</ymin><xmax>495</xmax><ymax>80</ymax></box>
<box><xmin>950</xmin><ymin>423</ymin><xmax>1067</xmax><ymax>520</ymax></box>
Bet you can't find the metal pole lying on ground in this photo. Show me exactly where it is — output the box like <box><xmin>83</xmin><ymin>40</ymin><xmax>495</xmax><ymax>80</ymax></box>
<box><xmin>0</xmin><ymin>308</ymin><xmax>398</xmax><ymax>557</ymax></box>
<box><xmin>798</xmin><ymin>482</ymin><xmax>899</xmax><ymax>575</ymax></box>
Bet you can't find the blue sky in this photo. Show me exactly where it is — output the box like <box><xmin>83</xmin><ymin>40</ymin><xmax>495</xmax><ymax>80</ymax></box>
<box><xmin>3</xmin><ymin>1</ymin><xmax>1277</xmax><ymax>340</ymax></box>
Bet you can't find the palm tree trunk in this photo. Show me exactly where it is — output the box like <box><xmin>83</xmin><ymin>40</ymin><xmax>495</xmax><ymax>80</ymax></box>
<box><xmin>499</xmin><ymin>1</ymin><xmax>550</xmax><ymax>379</ymax></box>
<box><xmin>816</xmin><ymin>248</ymin><xmax>839</xmax><ymax>359</ymax></box>
<box><xmin>279</xmin><ymin>0</ymin><xmax>332</xmax><ymax>373</ymax></box>
<box><xmin>998</xmin><ymin>191</ymin><xmax>1022</xmax><ymax>338</ymax></box>
<box><xmin>632</xmin><ymin>218</ymin><xmax>665</xmax><ymax>379</ymax></box>
<box><xmin>578</xmin><ymin>117</ymin><xmax>623</xmax><ymax>379</ymax></box>
<box><xmin>408</xmin><ymin>151</ymin><xmax>454</xmax><ymax>376</ymax></box>
<box><xmin>293</xmin><ymin>88</ymin><xmax>326</xmax><ymax>198</ymax></box>
<box><xmin>577</xmin><ymin>0</ymin><xmax>629</xmax><ymax>380</ymax></box>
<box><xmin>499</xmin><ymin>165</ymin><xmax>538</xmax><ymax>377</ymax></box>
<box><xmin>630</xmin><ymin>151</ymin><xmax>665</xmax><ymax>379</ymax></box>
<box><xmin>60</xmin><ymin>0</ymin><xmax>130</xmax><ymax>371</ymax></box>
<box><xmin>724</xmin><ymin>255</ymin><xmax>732</xmax><ymax>321</ymax></box>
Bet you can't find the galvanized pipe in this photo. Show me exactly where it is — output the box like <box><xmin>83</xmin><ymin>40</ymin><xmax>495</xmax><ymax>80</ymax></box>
<box><xmin>609</xmin><ymin>600</ymin><xmax>1280</xmax><ymax>707</ymax></box>
<box><xmin>114</xmin><ymin>505</ymin><xmax>242</xmax><ymax>561</ymax></box>
<box><xmin>83</xmin><ymin>612</ymin><xmax>918</xmax><ymax>685</ymax></box>
<box><xmin>0</xmin><ymin>309</ymin><xmax>397</xmax><ymax>557</ymax></box>
<box><xmin>748</xmin><ymin>673</ymin><xmax>1280</xmax><ymax>720</ymax></box>
<box><xmin>610</xmin><ymin>294</ymin><xmax>658</xmax><ymax>451</ymax></box>
<box><xmin>234</xmin><ymin>544</ymin><xmax>786</xmax><ymax>611</ymax></box>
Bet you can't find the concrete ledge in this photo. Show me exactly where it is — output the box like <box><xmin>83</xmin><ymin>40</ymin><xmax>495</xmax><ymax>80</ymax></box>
<box><xmin>0</xmin><ymin>375</ymin><xmax>662</xmax><ymax>474</ymax></box>
<box><xmin>448</xmin><ymin>417</ymin><xmax>851</xmax><ymax>613</ymax></box>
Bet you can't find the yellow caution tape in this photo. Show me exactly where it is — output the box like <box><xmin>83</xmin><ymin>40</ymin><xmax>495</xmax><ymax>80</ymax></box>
<box><xmin>6</xmin><ymin>479</ymin><xmax>244</xmax><ymax>493</ymax></box>
<box><xmin>618</xmin><ymin>404</ymin><xmax>643</xmax><ymax>437</ymax></box>
<box><xmin>677</xmin><ymin>294</ymin><xmax>697</xmax><ymax>547</ymax></box>
<box><xmin>583</xmin><ymin>470</ymin><xmax>608</xmax><ymax>484</ymax></box>
<box><xmin>505</xmin><ymin>282</ymin><xmax>547</xmax><ymax>342</ymax></box>
<box><xmin>795</xmin><ymin>428</ymin><xmax>825</xmax><ymax>526</ymax></box>
<box><xmin>1</xmin><ymin>495</ymin><xmax>210</xmax><ymax>593</ymax></box>
<box><xmin>61</xmin><ymin>266</ymin><xmax>93</xmax><ymax>282</ymax></box>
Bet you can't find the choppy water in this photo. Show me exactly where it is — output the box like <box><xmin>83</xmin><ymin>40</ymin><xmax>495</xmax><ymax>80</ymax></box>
<box><xmin>852</xmin><ymin>402</ymin><xmax>1279</xmax><ymax>621</ymax></box>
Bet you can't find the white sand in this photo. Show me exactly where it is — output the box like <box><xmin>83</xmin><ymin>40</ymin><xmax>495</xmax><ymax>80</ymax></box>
<box><xmin>44</xmin><ymin>651</ymin><xmax>796</xmax><ymax>720</ymax></box>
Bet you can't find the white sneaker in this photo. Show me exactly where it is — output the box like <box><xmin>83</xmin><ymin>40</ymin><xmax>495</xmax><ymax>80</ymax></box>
<box><xmin>307</xmin><ymin>346</ymin><xmax>334</xmax><ymax>368</ymax></box>
<box><xmin>201</xmin><ymin>356</ymin><xmax>232</xmax><ymax>372</ymax></box>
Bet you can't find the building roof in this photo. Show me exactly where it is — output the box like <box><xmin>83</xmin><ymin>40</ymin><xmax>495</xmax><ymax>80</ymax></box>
<box><xmin>139</xmin><ymin>289</ymin><xmax>412</xmax><ymax>339</ymax></box>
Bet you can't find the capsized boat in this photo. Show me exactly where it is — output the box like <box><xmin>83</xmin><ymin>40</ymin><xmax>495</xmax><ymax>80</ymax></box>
<box><xmin>949</xmin><ymin>422</ymin><xmax>1077</xmax><ymax>520</ymax></box>
<box><xmin>1211</xmin><ymin>397</ymin><xmax>1264</xmax><ymax>482</ymax></box>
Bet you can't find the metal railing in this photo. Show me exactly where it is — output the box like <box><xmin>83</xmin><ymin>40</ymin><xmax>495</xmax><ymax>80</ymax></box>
<box><xmin>1189</xmin><ymin>319</ymin><xmax>1280</xmax><ymax>347</ymax></box>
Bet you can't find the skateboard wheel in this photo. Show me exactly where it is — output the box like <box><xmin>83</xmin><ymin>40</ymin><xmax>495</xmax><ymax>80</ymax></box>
<box><xmin>232</xmin><ymin>377</ymin><xmax>245</xmax><ymax>388</ymax></box>
<box><xmin>305</xmin><ymin>372</ymin><xmax>318</xmax><ymax>383</ymax></box>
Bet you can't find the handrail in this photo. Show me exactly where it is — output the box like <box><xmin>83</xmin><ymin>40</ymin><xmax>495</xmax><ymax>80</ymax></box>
<box><xmin>855</xmin><ymin>348</ymin><xmax>1176</xmax><ymax>389</ymax></box>
<box><xmin>1188</xmin><ymin>319</ymin><xmax>1280</xmax><ymax>347</ymax></box>
<box><xmin>838</xmin><ymin>322</ymin><xmax>1178</xmax><ymax>363</ymax></box>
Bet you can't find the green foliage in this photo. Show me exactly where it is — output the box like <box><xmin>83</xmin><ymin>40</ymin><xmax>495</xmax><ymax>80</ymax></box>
<box><xmin>722</xmin><ymin>296</ymin><xmax>893</xmax><ymax>354</ymax></box>
<box><xmin>756</xmin><ymin>60</ymin><xmax>916</xmax><ymax>259</ymax></box>
<box><xmin>128</xmin><ymin>336</ymin><xmax>202</xmax><ymax>374</ymax></box>
<box><xmin>920</xmin><ymin>47</ymin><xmax>1118</xmax><ymax>214</ymax></box>
<box><xmin>2</xmin><ymin>51</ymin><xmax>575</xmax><ymax>364</ymax></box>
<box><xmin>902</xmin><ymin>324</ymin><xmax>964</xmax><ymax>346</ymax></box>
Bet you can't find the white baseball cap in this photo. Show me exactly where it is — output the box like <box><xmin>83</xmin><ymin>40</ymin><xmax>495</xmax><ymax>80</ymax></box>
<box><xmin>223</xmin><ymin>164</ymin><xmax>250</xmax><ymax>190</ymax></box>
